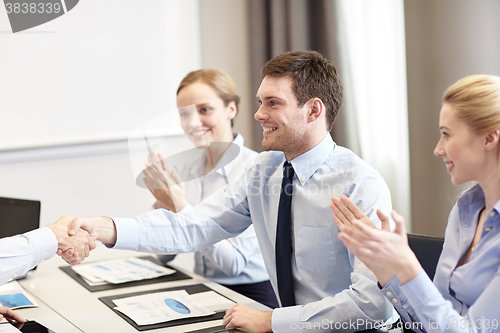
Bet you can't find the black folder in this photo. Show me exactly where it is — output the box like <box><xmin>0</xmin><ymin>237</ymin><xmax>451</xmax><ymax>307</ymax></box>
<box><xmin>99</xmin><ymin>284</ymin><xmax>233</xmax><ymax>331</ymax></box>
<box><xmin>59</xmin><ymin>255</ymin><xmax>191</xmax><ymax>292</ymax></box>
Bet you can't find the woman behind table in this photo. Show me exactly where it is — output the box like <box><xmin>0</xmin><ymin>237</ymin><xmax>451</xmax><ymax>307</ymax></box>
<box><xmin>144</xmin><ymin>69</ymin><xmax>278</xmax><ymax>309</ymax></box>
<box><xmin>331</xmin><ymin>75</ymin><xmax>500</xmax><ymax>333</ymax></box>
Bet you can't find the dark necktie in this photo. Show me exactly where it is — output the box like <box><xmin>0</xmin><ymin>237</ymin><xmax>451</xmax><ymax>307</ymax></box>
<box><xmin>275</xmin><ymin>161</ymin><xmax>296</xmax><ymax>307</ymax></box>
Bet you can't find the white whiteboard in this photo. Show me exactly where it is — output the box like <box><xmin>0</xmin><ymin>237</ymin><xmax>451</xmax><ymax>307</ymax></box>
<box><xmin>0</xmin><ymin>0</ymin><xmax>201</xmax><ymax>151</ymax></box>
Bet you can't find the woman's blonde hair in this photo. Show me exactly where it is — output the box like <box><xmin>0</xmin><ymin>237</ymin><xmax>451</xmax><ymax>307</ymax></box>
<box><xmin>177</xmin><ymin>69</ymin><xmax>240</xmax><ymax>126</ymax></box>
<box><xmin>444</xmin><ymin>74</ymin><xmax>500</xmax><ymax>135</ymax></box>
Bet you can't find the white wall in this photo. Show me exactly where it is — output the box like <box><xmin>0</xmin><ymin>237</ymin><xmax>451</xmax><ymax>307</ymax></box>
<box><xmin>0</xmin><ymin>0</ymin><xmax>201</xmax><ymax>150</ymax></box>
<box><xmin>0</xmin><ymin>136</ymin><xmax>191</xmax><ymax>227</ymax></box>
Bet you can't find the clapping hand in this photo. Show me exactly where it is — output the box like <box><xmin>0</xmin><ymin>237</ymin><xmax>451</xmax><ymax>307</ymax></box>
<box><xmin>143</xmin><ymin>150</ymin><xmax>187</xmax><ymax>212</ymax></box>
<box><xmin>330</xmin><ymin>195</ymin><xmax>390</xmax><ymax>230</ymax></box>
<box><xmin>331</xmin><ymin>195</ymin><xmax>422</xmax><ymax>286</ymax></box>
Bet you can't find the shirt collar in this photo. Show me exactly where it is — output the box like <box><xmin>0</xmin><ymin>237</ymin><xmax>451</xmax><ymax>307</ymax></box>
<box><xmin>189</xmin><ymin>150</ymin><xmax>206</xmax><ymax>177</ymax></box>
<box><xmin>214</xmin><ymin>133</ymin><xmax>244</xmax><ymax>176</ymax></box>
<box><xmin>189</xmin><ymin>133</ymin><xmax>243</xmax><ymax>177</ymax></box>
<box><xmin>459</xmin><ymin>182</ymin><xmax>500</xmax><ymax>213</ymax></box>
<box><xmin>286</xmin><ymin>133</ymin><xmax>335</xmax><ymax>186</ymax></box>
<box><xmin>457</xmin><ymin>183</ymin><xmax>484</xmax><ymax>207</ymax></box>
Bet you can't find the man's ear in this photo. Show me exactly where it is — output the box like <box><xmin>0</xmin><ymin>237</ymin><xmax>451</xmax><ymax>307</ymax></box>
<box><xmin>307</xmin><ymin>98</ymin><xmax>324</xmax><ymax>124</ymax></box>
<box><xmin>484</xmin><ymin>129</ymin><xmax>500</xmax><ymax>150</ymax></box>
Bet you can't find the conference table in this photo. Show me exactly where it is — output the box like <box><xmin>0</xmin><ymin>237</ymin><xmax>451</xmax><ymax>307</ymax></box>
<box><xmin>11</xmin><ymin>245</ymin><xmax>269</xmax><ymax>333</ymax></box>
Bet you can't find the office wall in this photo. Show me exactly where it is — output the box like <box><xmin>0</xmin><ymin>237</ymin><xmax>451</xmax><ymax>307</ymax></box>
<box><xmin>405</xmin><ymin>0</ymin><xmax>500</xmax><ymax>236</ymax></box>
<box><xmin>0</xmin><ymin>137</ymin><xmax>191</xmax><ymax>226</ymax></box>
<box><xmin>0</xmin><ymin>0</ymin><xmax>201</xmax><ymax>151</ymax></box>
<box><xmin>0</xmin><ymin>0</ymin><xmax>202</xmax><ymax>227</ymax></box>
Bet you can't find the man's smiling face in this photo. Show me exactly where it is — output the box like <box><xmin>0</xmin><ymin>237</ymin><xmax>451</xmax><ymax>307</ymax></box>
<box><xmin>255</xmin><ymin>75</ymin><xmax>311</xmax><ymax>159</ymax></box>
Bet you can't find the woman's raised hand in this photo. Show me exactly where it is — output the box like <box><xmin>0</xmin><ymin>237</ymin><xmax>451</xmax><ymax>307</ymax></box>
<box><xmin>143</xmin><ymin>150</ymin><xmax>187</xmax><ymax>212</ymax></box>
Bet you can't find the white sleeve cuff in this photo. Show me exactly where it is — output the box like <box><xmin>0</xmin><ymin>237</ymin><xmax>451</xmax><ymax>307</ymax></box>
<box><xmin>28</xmin><ymin>227</ymin><xmax>58</xmax><ymax>264</ymax></box>
<box><xmin>108</xmin><ymin>217</ymin><xmax>139</xmax><ymax>249</ymax></box>
<box><xmin>381</xmin><ymin>274</ymin><xmax>413</xmax><ymax>324</ymax></box>
<box><xmin>399</xmin><ymin>270</ymin><xmax>435</xmax><ymax>308</ymax></box>
<box><xmin>179</xmin><ymin>203</ymin><xmax>193</xmax><ymax>213</ymax></box>
<box><xmin>271</xmin><ymin>305</ymin><xmax>303</xmax><ymax>332</ymax></box>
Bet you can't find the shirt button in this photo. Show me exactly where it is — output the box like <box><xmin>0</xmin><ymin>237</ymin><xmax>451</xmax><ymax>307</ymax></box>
<box><xmin>386</xmin><ymin>291</ymin><xmax>392</xmax><ymax>296</ymax></box>
<box><xmin>489</xmin><ymin>211</ymin><xmax>496</xmax><ymax>217</ymax></box>
<box><xmin>301</xmin><ymin>177</ymin><xmax>305</xmax><ymax>182</ymax></box>
<box><xmin>485</xmin><ymin>227</ymin><xmax>492</xmax><ymax>232</ymax></box>
<box><xmin>392</xmin><ymin>298</ymin><xmax>398</xmax><ymax>303</ymax></box>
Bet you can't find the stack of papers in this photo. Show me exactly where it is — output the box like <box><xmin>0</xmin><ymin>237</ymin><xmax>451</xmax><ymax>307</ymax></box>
<box><xmin>71</xmin><ymin>257</ymin><xmax>176</xmax><ymax>285</ymax></box>
<box><xmin>0</xmin><ymin>281</ymin><xmax>38</xmax><ymax>310</ymax></box>
<box><xmin>113</xmin><ymin>289</ymin><xmax>235</xmax><ymax>326</ymax></box>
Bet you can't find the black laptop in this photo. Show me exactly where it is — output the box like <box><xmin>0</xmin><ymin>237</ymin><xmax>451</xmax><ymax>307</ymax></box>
<box><xmin>0</xmin><ymin>196</ymin><xmax>41</xmax><ymax>239</ymax></box>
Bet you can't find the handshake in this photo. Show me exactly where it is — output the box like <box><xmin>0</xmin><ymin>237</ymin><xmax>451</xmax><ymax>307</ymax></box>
<box><xmin>47</xmin><ymin>215</ymin><xmax>116</xmax><ymax>265</ymax></box>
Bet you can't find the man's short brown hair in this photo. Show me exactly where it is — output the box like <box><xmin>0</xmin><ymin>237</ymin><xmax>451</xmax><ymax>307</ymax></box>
<box><xmin>261</xmin><ymin>51</ymin><xmax>343</xmax><ymax>130</ymax></box>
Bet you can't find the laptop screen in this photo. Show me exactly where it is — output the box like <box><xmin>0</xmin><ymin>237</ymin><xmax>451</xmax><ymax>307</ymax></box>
<box><xmin>0</xmin><ymin>197</ymin><xmax>41</xmax><ymax>239</ymax></box>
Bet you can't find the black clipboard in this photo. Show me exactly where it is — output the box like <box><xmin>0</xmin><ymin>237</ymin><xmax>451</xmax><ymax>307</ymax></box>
<box><xmin>99</xmin><ymin>284</ymin><xmax>233</xmax><ymax>331</ymax></box>
<box><xmin>59</xmin><ymin>255</ymin><xmax>192</xmax><ymax>292</ymax></box>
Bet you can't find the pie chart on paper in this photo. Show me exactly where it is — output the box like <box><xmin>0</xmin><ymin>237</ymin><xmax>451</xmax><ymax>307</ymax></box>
<box><xmin>164</xmin><ymin>298</ymin><xmax>190</xmax><ymax>315</ymax></box>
